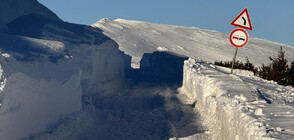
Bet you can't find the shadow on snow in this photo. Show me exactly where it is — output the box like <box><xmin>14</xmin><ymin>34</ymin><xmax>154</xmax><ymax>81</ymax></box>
<box><xmin>126</xmin><ymin>51</ymin><xmax>188</xmax><ymax>87</ymax></box>
<box><xmin>74</xmin><ymin>52</ymin><xmax>205</xmax><ymax>140</ymax></box>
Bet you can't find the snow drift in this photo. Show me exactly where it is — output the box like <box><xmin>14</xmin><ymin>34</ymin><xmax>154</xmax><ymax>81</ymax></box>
<box><xmin>178</xmin><ymin>59</ymin><xmax>269</xmax><ymax>139</ymax></box>
<box><xmin>179</xmin><ymin>58</ymin><xmax>294</xmax><ymax>139</ymax></box>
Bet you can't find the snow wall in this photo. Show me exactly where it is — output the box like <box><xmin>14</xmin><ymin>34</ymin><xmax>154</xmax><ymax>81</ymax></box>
<box><xmin>85</xmin><ymin>40</ymin><xmax>130</xmax><ymax>94</ymax></box>
<box><xmin>0</xmin><ymin>39</ymin><xmax>130</xmax><ymax>140</ymax></box>
<box><xmin>179</xmin><ymin>58</ymin><xmax>273</xmax><ymax>140</ymax></box>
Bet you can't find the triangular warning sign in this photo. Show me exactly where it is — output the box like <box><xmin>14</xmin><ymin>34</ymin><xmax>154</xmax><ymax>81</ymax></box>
<box><xmin>231</xmin><ymin>8</ymin><xmax>253</xmax><ymax>30</ymax></box>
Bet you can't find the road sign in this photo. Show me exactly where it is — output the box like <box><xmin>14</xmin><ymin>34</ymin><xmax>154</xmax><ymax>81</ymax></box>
<box><xmin>231</xmin><ymin>8</ymin><xmax>253</xmax><ymax>30</ymax></box>
<box><xmin>229</xmin><ymin>28</ymin><xmax>249</xmax><ymax>48</ymax></box>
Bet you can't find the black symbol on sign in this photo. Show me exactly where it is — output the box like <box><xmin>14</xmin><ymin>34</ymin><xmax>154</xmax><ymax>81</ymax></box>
<box><xmin>242</xmin><ymin>17</ymin><xmax>246</xmax><ymax>25</ymax></box>
<box><xmin>239</xmin><ymin>36</ymin><xmax>245</xmax><ymax>41</ymax></box>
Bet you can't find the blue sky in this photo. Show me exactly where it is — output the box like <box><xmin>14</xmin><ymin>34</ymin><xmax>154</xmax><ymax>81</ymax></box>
<box><xmin>38</xmin><ymin>0</ymin><xmax>294</xmax><ymax>46</ymax></box>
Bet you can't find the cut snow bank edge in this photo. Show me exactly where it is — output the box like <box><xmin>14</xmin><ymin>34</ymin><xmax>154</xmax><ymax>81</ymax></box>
<box><xmin>0</xmin><ymin>39</ymin><xmax>131</xmax><ymax>140</ymax></box>
<box><xmin>178</xmin><ymin>58</ymin><xmax>273</xmax><ymax>140</ymax></box>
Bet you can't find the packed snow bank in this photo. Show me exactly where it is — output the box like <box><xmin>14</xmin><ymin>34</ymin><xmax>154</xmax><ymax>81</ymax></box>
<box><xmin>178</xmin><ymin>58</ymin><xmax>273</xmax><ymax>140</ymax></box>
<box><xmin>86</xmin><ymin>40</ymin><xmax>131</xmax><ymax>94</ymax></box>
<box><xmin>0</xmin><ymin>38</ymin><xmax>130</xmax><ymax>140</ymax></box>
<box><xmin>0</xmin><ymin>57</ymin><xmax>83</xmax><ymax>140</ymax></box>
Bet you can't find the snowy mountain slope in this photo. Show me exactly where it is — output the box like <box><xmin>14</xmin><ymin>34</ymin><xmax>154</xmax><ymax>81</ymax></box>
<box><xmin>179</xmin><ymin>58</ymin><xmax>294</xmax><ymax>139</ymax></box>
<box><xmin>93</xmin><ymin>18</ymin><xmax>294</xmax><ymax>68</ymax></box>
<box><xmin>0</xmin><ymin>0</ymin><xmax>60</xmax><ymax>30</ymax></box>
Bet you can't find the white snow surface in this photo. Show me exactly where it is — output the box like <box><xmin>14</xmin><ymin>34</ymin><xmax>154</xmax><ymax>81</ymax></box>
<box><xmin>21</xmin><ymin>36</ymin><xmax>65</xmax><ymax>53</ymax></box>
<box><xmin>178</xmin><ymin>58</ymin><xmax>294</xmax><ymax>140</ymax></box>
<box><xmin>93</xmin><ymin>18</ymin><xmax>294</xmax><ymax>68</ymax></box>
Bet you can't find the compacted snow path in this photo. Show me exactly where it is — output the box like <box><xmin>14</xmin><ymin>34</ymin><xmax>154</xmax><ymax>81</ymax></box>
<box><xmin>29</xmin><ymin>85</ymin><xmax>209</xmax><ymax>140</ymax></box>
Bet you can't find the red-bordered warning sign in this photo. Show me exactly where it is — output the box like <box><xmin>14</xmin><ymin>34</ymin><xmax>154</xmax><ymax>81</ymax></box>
<box><xmin>229</xmin><ymin>28</ymin><xmax>249</xmax><ymax>48</ymax></box>
<box><xmin>231</xmin><ymin>8</ymin><xmax>253</xmax><ymax>30</ymax></box>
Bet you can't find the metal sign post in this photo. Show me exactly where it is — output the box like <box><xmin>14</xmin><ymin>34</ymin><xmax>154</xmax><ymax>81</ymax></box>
<box><xmin>231</xmin><ymin>47</ymin><xmax>238</xmax><ymax>74</ymax></box>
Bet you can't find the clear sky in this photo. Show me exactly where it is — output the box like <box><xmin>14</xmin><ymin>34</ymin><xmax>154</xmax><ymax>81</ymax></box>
<box><xmin>38</xmin><ymin>0</ymin><xmax>294</xmax><ymax>46</ymax></box>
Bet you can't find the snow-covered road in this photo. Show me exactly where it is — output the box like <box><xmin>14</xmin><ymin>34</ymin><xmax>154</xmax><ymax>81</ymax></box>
<box><xmin>30</xmin><ymin>85</ymin><xmax>209</xmax><ymax>140</ymax></box>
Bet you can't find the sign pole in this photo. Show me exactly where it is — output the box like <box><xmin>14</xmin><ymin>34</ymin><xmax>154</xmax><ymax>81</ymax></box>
<box><xmin>231</xmin><ymin>47</ymin><xmax>238</xmax><ymax>74</ymax></box>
